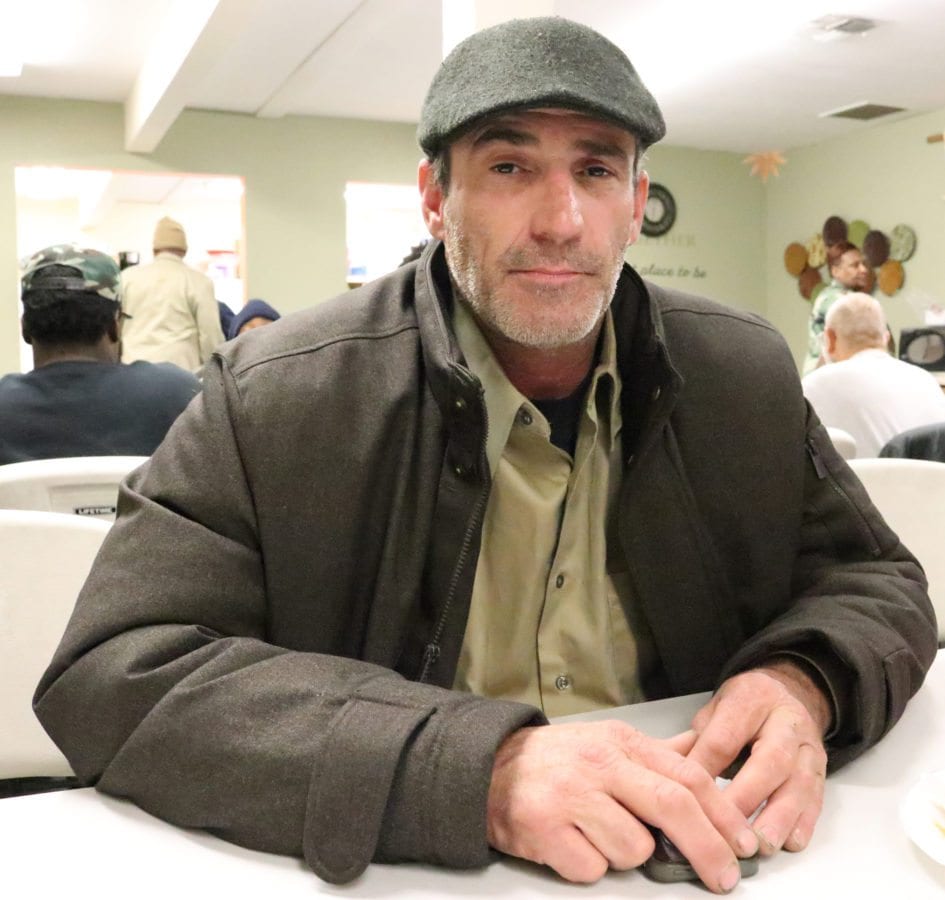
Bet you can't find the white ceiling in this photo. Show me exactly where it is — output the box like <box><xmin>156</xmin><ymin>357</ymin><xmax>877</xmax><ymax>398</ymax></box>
<box><xmin>2</xmin><ymin>0</ymin><xmax>945</xmax><ymax>154</ymax></box>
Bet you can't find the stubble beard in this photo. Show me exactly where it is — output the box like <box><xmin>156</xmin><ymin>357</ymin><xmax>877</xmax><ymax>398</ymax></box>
<box><xmin>444</xmin><ymin>216</ymin><xmax>623</xmax><ymax>350</ymax></box>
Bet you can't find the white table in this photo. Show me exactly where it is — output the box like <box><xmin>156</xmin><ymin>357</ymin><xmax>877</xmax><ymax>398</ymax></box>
<box><xmin>3</xmin><ymin>655</ymin><xmax>944</xmax><ymax>898</ymax></box>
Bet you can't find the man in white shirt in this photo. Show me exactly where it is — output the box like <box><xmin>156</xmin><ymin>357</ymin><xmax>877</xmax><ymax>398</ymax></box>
<box><xmin>120</xmin><ymin>217</ymin><xmax>225</xmax><ymax>372</ymax></box>
<box><xmin>803</xmin><ymin>292</ymin><xmax>945</xmax><ymax>456</ymax></box>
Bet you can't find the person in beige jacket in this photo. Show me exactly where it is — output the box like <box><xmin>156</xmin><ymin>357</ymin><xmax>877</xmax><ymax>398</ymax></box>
<box><xmin>120</xmin><ymin>217</ymin><xmax>225</xmax><ymax>372</ymax></box>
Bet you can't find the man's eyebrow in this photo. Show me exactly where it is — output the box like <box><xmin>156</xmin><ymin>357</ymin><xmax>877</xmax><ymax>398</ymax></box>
<box><xmin>469</xmin><ymin>127</ymin><xmax>630</xmax><ymax>163</ymax></box>
<box><xmin>574</xmin><ymin>138</ymin><xmax>631</xmax><ymax>161</ymax></box>
<box><xmin>470</xmin><ymin>126</ymin><xmax>539</xmax><ymax>148</ymax></box>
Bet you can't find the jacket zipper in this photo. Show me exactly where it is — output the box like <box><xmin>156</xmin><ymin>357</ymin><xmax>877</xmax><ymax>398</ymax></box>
<box><xmin>418</xmin><ymin>475</ymin><xmax>491</xmax><ymax>684</ymax></box>
<box><xmin>805</xmin><ymin>437</ymin><xmax>881</xmax><ymax>556</ymax></box>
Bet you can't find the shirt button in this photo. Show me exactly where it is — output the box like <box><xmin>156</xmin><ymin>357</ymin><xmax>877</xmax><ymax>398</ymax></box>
<box><xmin>651</xmin><ymin>385</ymin><xmax>662</xmax><ymax>402</ymax></box>
<box><xmin>555</xmin><ymin>573</ymin><xmax>565</xmax><ymax>588</ymax></box>
<box><xmin>453</xmin><ymin>397</ymin><xmax>467</xmax><ymax>411</ymax></box>
<box><xmin>555</xmin><ymin>674</ymin><xmax>572</xmax><ymax>691</ymax></box>
<box><xmin>517</xmin><ymin>408</ymin><xmax>533</xmax><ymax>426</ymax></box>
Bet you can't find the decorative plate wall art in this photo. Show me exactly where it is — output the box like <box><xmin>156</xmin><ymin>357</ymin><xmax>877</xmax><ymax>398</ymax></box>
<box><xmin>783</xmin><ymin>216</ymin><xmax>915</xmax><ymax>300</ymax></box>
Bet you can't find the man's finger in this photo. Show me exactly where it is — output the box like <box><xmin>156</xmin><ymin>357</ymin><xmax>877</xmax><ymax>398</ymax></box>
<box><xmin>605</xmin><ymin>760</ymin><xmax>745</xmax><ymax>893</ymax></box>
<box><xmin>571</xmin><ymin>796</ymin><xmax>656</xmax><ymax>871</ymax></box>
<box><xmin>687</xmin><ymin>684</ymin><xmax>775</xmax><ymax>778</ymax></box>
<box><xmin>662</xmin><ymin>729</ymin><xmax>698</xmax><ymax>757</ymax></box>
<box><xmin>723</xmin><ymin>706</ymin><xmax>805</xmax><ymax>817</ymax></box>
<box><xmin>746</xmin><ymin>742</ymin><xmax>826</xmax><ymax>855</ymax></box>
<box><xmin>609</xmin><ymin>724</ymin><xmax>759</xmax><ymax>860</ymax></box>
<box><xmin>543</xmin><ymin>826</ymin><xmax>612</xmax><ymax>883</ymax></box>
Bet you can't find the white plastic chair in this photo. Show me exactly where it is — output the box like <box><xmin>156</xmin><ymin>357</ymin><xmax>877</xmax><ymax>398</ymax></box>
<box><xmin>848</xmin><ymin>458</ymin><xmax>945</xmax><ymax>643</ymax></box>
<box><xmin>0</xmin><ymin>456</ymin><xmax>146</xmax><ymax>521</ymax></box>
<box><xmin>0</xmin><ymin>510</ymin><xmax>111</xmax><ymax>785</ymax></box>
<box><xmin>826</xmin><ymin>427</ymin><xmax>858</xmax><ymax>460</ymax></box>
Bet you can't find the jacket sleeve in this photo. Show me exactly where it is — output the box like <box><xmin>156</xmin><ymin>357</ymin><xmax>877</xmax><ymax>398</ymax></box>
<box><xmin>33</xmin><ymin>354</ymin><xmax>542</xmax><ymax>883</ymax></box>
<box><xmin>719</xmin><ymin>405</ymin><xmax>937</xmax><ymax>770</ymax></box>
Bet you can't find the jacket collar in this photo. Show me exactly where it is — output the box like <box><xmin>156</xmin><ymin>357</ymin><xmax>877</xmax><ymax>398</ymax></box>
<box><xmin>412</xmin><ymin>240</ymin><xmax>682</xmax><ymax>464</ymax></box>
<box><xmin>611</xmin><ymin>267</ymin><xmax>683</xmax><ymax>462</ymax></box>
<box><xmin>154</xmin><ymin>251</ymin><xmax>185</xmax><ymax>263</ymax></box>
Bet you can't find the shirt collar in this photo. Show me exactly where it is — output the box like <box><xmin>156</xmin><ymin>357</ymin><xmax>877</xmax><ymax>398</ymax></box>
<box><xmin>452</xmin><ymin>299</ymin><xmax>621</xmax><ymax>475</ymax></box>
<box><xmin>847</xmin><ymin>347</ymin><xmax>890</xmax><ymax>361</ymax></box>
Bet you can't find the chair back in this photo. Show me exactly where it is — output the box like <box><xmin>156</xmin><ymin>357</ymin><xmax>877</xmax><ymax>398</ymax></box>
<box><xmin>848</xmin><ymin>458</ymin><xmax>945</xmax><ymax>643</ymax></box>
<box><xmin>826</xmin><ymin>426</ymin><xmax>858</xmax><ymax>460</ymax></box>
<box><xmin>0</xmin><ymin>456</ymin><xmax>146</xmax><ymax>521</ymax></box>
<box><xmin>0</xmin><ymin>510</ymin><xmax>111</xmax><ymax>779</ymax></box>
<box><xmin>880</xmin><ymin>421</ymin><xmax>945</xmax><ymax>462</ymax></box>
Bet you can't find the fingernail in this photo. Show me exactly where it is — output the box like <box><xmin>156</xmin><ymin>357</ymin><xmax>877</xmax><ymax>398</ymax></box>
<box><xmin>757</xmin><ymin>824</ymin><xmax>781</xmax><ymax>852</ymax></box>
<box><xmin>736</xmin><ymin>828</ymin><xmax>759</xmax><ymax>856</ymax></box>
<box><xmin>719</xmin><ymin>860</ymin><xmax>741</xmax><ymax>893</ymax></box>
<box><xmin>787</xmin><ymin>827</ymin><xmax>807</xmax><ymax>851</ymax></box>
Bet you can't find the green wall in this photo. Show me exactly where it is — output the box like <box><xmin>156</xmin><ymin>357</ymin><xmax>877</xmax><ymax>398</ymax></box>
<box><xmin>0</xmin><ymin>97</ymin><xmax>424</xmax><ymax>373</ymax></box>
<box><xmin>9</xmin><ymin>95</ymin><xmax>941</xmax><ymax>377</ymax></box>
<box><xmin>633</xmin><ymin>144</ymin><xmax>766</xmax><ymax>311</ymax></box>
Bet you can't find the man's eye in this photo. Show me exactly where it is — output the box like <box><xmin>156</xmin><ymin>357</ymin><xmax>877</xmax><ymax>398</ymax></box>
<box><xmin>492</xmin><ymin>162</ymin><xmax>518</xmax><ymax>174</ymax></box>
<box><xmin>585</xmin><ymin>165</ymin><xmax>613</xmax><ymax>178</ymax></box>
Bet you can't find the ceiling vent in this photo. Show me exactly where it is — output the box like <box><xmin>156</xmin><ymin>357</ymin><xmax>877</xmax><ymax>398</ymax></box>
<box><xmin>811</xmin><ymin>15</ymin><xmax>877</xmax><ymax>41</ymax></box>
<box><xmin>820</xmin><ymin>102</ymin><xmax>905</xmax><ymax>121</ymax></box>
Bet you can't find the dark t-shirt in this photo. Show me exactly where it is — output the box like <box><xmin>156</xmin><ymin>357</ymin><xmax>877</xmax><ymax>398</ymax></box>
<box><xmin>0</xmin><ymin>360</ymin><xmax>201</xmax><ymax>464</ymax></box>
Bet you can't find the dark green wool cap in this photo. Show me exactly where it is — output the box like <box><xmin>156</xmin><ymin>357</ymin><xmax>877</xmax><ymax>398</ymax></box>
<box><xmin>418</xmin><ymin>16</ymin><xmax>666</xmax><ymax>157</ymax></box>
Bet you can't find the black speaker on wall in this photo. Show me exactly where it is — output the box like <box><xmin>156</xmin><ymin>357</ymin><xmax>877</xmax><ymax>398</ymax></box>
<box><xmin>900</xmin><ymin>327</ymin><xmax>945</xmax><ymax>371</ymax></box>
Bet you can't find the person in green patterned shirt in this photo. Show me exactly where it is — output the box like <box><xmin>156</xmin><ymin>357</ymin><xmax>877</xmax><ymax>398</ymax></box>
<box><xmin>802</xmin><ymin>241</ymin><xmax>871</xmax><ymax>374</ymax></box>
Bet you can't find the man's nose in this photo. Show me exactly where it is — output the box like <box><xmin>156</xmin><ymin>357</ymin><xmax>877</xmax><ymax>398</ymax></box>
<box><xmin>531</xmin><ymin>172</ymin><xmax>583</xmax><ymax>243</ymax></box>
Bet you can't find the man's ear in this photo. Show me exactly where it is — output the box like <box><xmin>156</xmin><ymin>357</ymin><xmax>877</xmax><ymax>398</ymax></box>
<box><xmin>106</xmin><ymin>314</ymin><xmax>120</xmax><ymax>344</ymax></box>
<box><xmin>20</xmin><ymin>317</ymin><xmax>32</xmax><ymax>345</ymax></box>
<box><xmin>824</xmin><ymin>327</ymin><xmax>838</xmax><ymax>356</ymax></box>
<box><xmin>418</xmin><ymin>158</ymin><xmax>446</xmax><ymax>240</ymax></box>
<box><xmin>626</xmin><ymin>170</ymin><xmax>650</xmax><ymax>246</ymax></box>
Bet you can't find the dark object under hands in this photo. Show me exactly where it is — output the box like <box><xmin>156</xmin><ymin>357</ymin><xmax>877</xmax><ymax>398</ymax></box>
<box><xmin>643</xmin><ymin>828</ymin><xmax>760</xmax><ymax>884</ymax></box>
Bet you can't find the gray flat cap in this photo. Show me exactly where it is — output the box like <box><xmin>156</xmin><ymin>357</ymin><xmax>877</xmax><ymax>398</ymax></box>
<box><xmin>418</xmin><ymin>16</ymin><xmax>665</xmax><ymax>156</ymax></box>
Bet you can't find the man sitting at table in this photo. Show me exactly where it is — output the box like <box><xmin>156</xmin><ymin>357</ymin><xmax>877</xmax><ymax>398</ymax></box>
<box><xmin>0</xmin><ymin>244</ymin><xmax>200</xmax><ymax>465</ymax></box>
<box><xmin>35</xmin><ymin>16</ymin><xmax>935</xmax><ymax>897</ymax></box>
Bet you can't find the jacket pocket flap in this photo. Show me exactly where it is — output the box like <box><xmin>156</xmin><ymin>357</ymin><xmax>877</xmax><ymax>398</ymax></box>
<box><xmin>303</xmin><ymin>697</ymin><xmax>433</xmax><ymax>883</ymax></box>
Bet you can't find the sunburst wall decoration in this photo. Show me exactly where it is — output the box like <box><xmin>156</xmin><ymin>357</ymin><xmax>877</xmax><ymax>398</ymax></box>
<box><xmin>743</xmin><ymin>151</ymin><xmax>786</xmax><ymax>182</ymax></box>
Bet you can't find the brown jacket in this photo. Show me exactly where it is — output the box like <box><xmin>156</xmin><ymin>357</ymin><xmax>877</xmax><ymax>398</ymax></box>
<box><xmin>35</xmin><ymin>244</ymin><xmax>936</xmax><ymax>883</ymax></box>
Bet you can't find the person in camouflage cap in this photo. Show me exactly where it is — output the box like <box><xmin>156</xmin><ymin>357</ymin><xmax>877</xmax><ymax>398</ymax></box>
<box><xmin>0</xmin><ymin>243</ymin><xmax>199</xmax><ymax>465</ymax></box>
<box><xmin>21</xmin><ymin>243</ymin><xmax>122</xmax><ymax>306</ymax></box>
<box><xmin>19</xmin><ymin>244</ymin><xmax>128</xmax><ymax>350</ymax></box>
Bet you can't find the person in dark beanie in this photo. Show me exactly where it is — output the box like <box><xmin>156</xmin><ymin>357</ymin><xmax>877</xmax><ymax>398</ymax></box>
<box><xmin>226</xmin><ymin>298</ymin><xmax>281</xmax><ymax>340</ymax></box>
<box><xmin>36</xmin><ymin>17</ymin><xmax>934</xmax><ymax>894</ymax></box>
<box><xmin>0</xmin><ymin>244</ymin><xmax>200</xmax><ymax>464</ymax></box>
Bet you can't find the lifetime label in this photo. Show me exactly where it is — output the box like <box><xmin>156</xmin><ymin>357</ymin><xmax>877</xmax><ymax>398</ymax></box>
<box><xmin>73</xmin><ymin>505</ymin><xmax>117</xmax><ymax>517</ymax></box>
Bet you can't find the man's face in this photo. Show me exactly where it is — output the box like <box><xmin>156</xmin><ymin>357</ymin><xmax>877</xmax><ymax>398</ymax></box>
<box><xmin>419</xmin><ymin>109</ymin><xmax>647</xmax><ymax>350</ymax></box>
<box><xmin>238</xmin><ymin>316</ymin><xmax>274</xmax><ymax>335</ymax></box>
<box><xmin>831</xmin><ymin>249</ymin><xmax>870</xmax><ymax>291</ymax></box>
